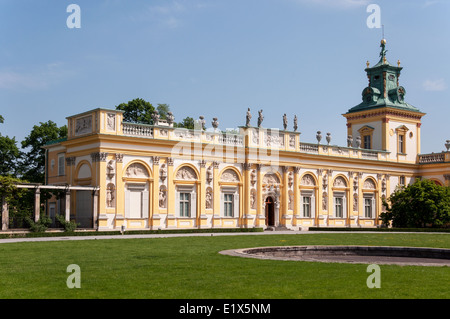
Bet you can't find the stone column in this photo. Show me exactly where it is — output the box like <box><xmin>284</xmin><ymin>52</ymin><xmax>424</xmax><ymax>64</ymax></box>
<box><xmin>65</xmin><ymin>191</ymin><xmax>71</xmax><ymax>222</ymax></box>
<box><xmin>2</xmin><ymin>197</ymin><xmax>9</xmax><ymax>231</ymax></box>
<box><xmin>167</xmin><ymin>158</ymin><xmax>175</xmax><ymax>220</ymax></box>
<box><xmin>281</xmin><ymin>166</ymin><xmax>289</xmax><ymax>227</ymax></box>
<box><xmin>357</xmin><ymin>172</ymin><xmax>363</xmax><ymax>223</ymax></box>
<box><xmin>152</xmin><ymin>156</ymin><xmax>160</xmax><ymax>229</ymax></box>
<box><xmin>98</xmin><ymin>153</ymin><xmax>108</xmax><ymax>222</ymax></box>
<box><xmin>376</xmin><ymin>174</ymin><xmax>383</xmax><ymax>226</ymax></box>
<box><xmin>293</xmin><ymin>167</ymin><xmax>301</xmax><ymax>227</ymax></box>
<box><xmin>212</xmin><ymin>161</ymin><xmax>220</xmax><ymax>227</ymax></box>
<box><xmin>92</xmin><ymin>189</ymin><xmax>99</xmax><ymax>230</ymax></box>
<box><xmin>348</xmin><ymin>172</ymin><xmax>354</xmax><ymax>227</ymax></box>
<box><xmin>242</xmin><ymin>163</ymin><xmax>251</xmax><ymax>227</ymax></box>
<box><xmin>327</xmin><ymin>170</ymin><xmax>333</xmax><ymax>224</ymax></box>
<box><xmin>199</xmin><ymin>160</ymin><xmax>206</xmax><ymax>228</ymax></box>
<box><xmin>34</xmin><ymin>187</ymin><xmax>41</xmax><ymax>223</ymax></box>
<box><xmin>316</xmin><ymin>168</ymin><xmax>323</xmax><ymax>226</ymax></box>
<box><xmin>256</xmin><ymin>164</ymin><xmax>263</xmax><ymax>227</ymax></box>
<box><xmin>115</xmin><ymin>154</ymin><xmax>124</xmax><ymax>226</ymax></box>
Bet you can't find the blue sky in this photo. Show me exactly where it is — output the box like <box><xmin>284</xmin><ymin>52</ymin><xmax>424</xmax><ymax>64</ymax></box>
<box><xmin>0</xmin><ymin>0</ymin><xmax>449</xmax><ymax>154</ymax></box>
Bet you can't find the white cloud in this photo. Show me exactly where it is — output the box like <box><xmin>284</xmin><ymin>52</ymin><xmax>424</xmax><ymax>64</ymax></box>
<box><xmin>292</xmin><ymin>0</ymin><xmax>370</xmax><ymax>9</ymax></box>
<box><xmin>0</xmin><ymin>62</ymin><xmax>75</xmax><ymax>91</ymax></box>
<box><xmin>423</xmin><ymin>78</ymin><xmax>446</xmax><ymax>91</ymax></box>
<box><xmin>0</xmin><ymin>71</ymin><xmax>48</xmax><ymax>90</ymax></box>
<box><xmin>130</xmin><ymin>0</ymin><xmax>210</xmax><ymax>28</ymax></box>
<box><xmin>423</xmin><ymin>0</ymin><xmax>443</xmax><ymax>8</ymax></box>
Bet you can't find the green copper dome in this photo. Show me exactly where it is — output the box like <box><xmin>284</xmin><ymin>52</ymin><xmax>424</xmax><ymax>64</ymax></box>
<box><xmin>347</xmin><ymin>39</ymin><xmax>421</xmax><ymax>114</ymax></box>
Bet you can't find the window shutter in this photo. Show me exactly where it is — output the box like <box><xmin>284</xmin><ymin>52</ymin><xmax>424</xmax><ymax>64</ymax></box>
<box><xmin>142</xmin><ymin>191</ymin><xmax>149</xmax><ymax>218</ymax></box>
<box><xmin>190</xmin><ymin>191</ymin><xmax>196</xmax><ymax>218</ymax></box>
<box><xmin>124</xmin><ymin>190</ymin><xmax>130</xmax><ymax>218</ymax></box>
<box><xmin>234</xmin><ymin>192</ymin><xmax>239</xmax><ymax>218</ymax></box>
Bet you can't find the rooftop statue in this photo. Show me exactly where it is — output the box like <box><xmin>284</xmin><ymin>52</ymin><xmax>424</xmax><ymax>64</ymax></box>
<box><xmin>257</xmin><ymin>109</ymin><xmax>264</xmax><ymax>128</ymax></box>
<box><xmin>246</xmin><ymin>108</ymin><xmax>251</xmax><ymax>127</ymax></box>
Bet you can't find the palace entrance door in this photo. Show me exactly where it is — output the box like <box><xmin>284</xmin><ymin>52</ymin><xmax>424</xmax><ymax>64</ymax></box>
<box><xmin>265</xmin><ymin>196</ymin><xmax>275</xmax><ymax>226</ymax></box>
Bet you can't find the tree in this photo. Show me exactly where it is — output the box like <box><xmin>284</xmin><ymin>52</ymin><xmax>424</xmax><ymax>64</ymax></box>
<box><xmin>381</xmin><ymin>179</ymin><xmax>450</xmax><ymax>228</ymax></box>
<box><xmin>156</xmin><ymin>103</ymin><xmax>171</xmax><ymax>121</ymax></box>
<box><xmin>0</xmin><ymin>134</ymin><xmax>20</xmax><ymax>177</ymax></box>
<box><xmin>116</xmin><ymin>98</ymin><xmax>155</xmax><ymax>124</ymax></box>
<box><xmin>175</xmin><ymin>116</ymin><xmax>195</xmax><ymax>130</ymax></box>
<box><xmin>0</xmin><ymin>114</ymin><xmax>20</xmax><ymax>176</ymax></box>
<box><xmin>20</xmin><ymin>121</ymin><xmax>67</xmax><ymax>183</ymax></box>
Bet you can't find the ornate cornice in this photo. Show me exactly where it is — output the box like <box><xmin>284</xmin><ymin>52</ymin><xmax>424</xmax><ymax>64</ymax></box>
<box><xmin>344</xmin><ymin>108</ymin><xmax>424</xmax><ymax>122</ymax></box>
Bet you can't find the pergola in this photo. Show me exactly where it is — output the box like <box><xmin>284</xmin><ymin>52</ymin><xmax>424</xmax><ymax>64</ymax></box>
<box><xmin>1</xmin><ymin>184</ymin><xmax>100</xmax><ymax>231</ymax></box>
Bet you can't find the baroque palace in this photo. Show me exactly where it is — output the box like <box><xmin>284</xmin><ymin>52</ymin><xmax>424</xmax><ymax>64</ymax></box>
<box><xmin>43</xmin><ymin>39</ymin><xmax>450</xmax><ymax>231</ymax></box>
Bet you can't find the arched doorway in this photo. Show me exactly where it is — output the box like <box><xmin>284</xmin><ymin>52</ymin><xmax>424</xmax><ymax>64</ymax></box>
<box><xmin>265</xmin><ymin>196</ymin><xmax>275</xmax><ymax>226</ymax></box>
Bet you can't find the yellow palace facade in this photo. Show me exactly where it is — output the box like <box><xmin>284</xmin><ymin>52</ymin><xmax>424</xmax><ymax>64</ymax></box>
<box><xmin>43</xmin><ymin>40</ymin><xmax>450</xmax><ymax>231</ymax></box>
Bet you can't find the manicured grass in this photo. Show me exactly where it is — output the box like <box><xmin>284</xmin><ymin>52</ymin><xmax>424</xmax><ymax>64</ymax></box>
<box><xmin>0</xmin><ymin>233</ymin><xmax>448</xmax><ymax>299</ymax></box>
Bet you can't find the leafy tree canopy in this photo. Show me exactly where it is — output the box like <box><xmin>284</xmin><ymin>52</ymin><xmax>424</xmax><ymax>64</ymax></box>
<box><xmin>0</xmin><ymin>134</ymin><xmax>20</xmax><ymax>176</ymax></box>
<box><xmin>156</xmin><ymin>103</ymin><xmax>171</xmax><ymax>121</ymax></box>
<box><xmin>21</xmin><ymin>121</ymin><xmax>67</xmax><ymax>183</ymax></box>
<box><xmin>116</xmin><ymin>98</ymin><xmax>155</xmax><ymax>124</ymax></box>
<box><xmin>175</xmin><ymin>116</ymin><xmax>195</xmax><ymax>130</ymax></box>
<box><xmin>381</xmin><ymin>179</ymin><xmax>450</xmax><ymax>228</ymax></box>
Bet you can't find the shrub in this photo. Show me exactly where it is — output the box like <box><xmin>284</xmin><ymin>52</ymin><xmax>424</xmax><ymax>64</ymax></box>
<box><xmin>55</xmin><ymin>214</ymin><xmax>79</xmax><ymax>232</ymax></box>
<box><xmin>381</xmin><ymin>179</ymin><xmax>450</xmax><ymax>228</ymax></box>
<box><xmin>26</xmin><ymin>215</ymin><xmax>52</xmax><ymax>233</ymax></box>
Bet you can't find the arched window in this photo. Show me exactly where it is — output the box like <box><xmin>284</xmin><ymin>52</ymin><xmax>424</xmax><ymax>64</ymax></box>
<box><xmin>124</xmin><ymin>162</ymin><xmax>150</xmax><ymax>219</ymax></box>
<box><xmin>333</xmin><ymin>176</ymin><xmax>348</xmax><ymax>218</ymax></box>
<box><xmin>300</xmin><ymin>173</ymin><xmax>317</xmax><ymax>218</ymax></box>
<box><xmin>175</xmin><ymin>166</ymin><xmax>198</xmax><ymax>218</ymax></box>
<box><xmin>362</xmin><ymin>178</ymin><xmax>377</xmax><ymax>218</ymax></box>
<box><xmin>220</xmin><ymin>168</ymin><xmax>240</xmax><ymax>218</ymax></box>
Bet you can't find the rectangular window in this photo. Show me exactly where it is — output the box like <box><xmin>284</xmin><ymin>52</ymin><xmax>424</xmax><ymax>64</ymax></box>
<box><xmin>399</xmin><ymin>176</ymin><xmax>405</xmax><ymax>186</ymax></box>
<box><xmin>363</xmin><ymin>135</ymin><xmax>371</xmax><ymax>149</ymax></box>
<box><xmin>224</xmin><ymin>194</ymin><xmax>234</xmax><ymax>217</ymax></box>
<box><xmin>180</xmin><ymin>193</ymin><xmax>191</xmax><ymax>217</ymax></box>
<box><xmin>335</xmin><ymin>197</ymin><xmax>343</xmax><ymax>218</ymax></box>
<box><xmin>399</xmin><ymin>134</ymin><xmax>405</xmax><ymax>153</ymax></box>
<box><xmin>302</xmin><ymin>196</ymin><xmax>311</xmax><ymax>218</ymax></box>
<box><xmin>58</xmin><ymin>154</ymin><xmax>65</xmax><ymax>176</ymax></box>
<box><xmin>364</xmin><ymin>198</ymin><xmax>372</xmax><ymax>218</ymax></box>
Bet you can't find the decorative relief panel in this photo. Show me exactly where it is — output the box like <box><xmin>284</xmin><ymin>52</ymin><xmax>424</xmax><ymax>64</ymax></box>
<box><xmin>176</xmin><ymin>166</ymin><xmax>197</xmax><ymax>180</ymax></box>
<box><xmin>264</xmin><ymin>132</ymin><xmax>284</xmax><ymax>147</ymax></box>
<box><xmin>221</xmin><ymin>169</ymin><xmax>239</xmax><ymax>182</ymax></box>
<box><xmin>301</xmin><ymin>174</ymin><xmax>316</xmax><ymax>186</ymax></box>
<box><xmin>75</xmin><ymin>116</ymin><xmax>92</xmax><ymax>136</ymax></box>
<box><xmin>206</xmin><ymin>187</ymin><xmax>213</xmax><ymax>209</ymax></box>
<box><xmin>126</xmin><ymin>163</ymin><xmax>149</xmax><ymax>178</ymax></box>
<box><xmin>363</xmin><ymin>179</ymin><xmax>376</xmax><ymax>189</ymax></box>
<box><xmin>263</xmin><ymin>173</ymin><xmax>280</xmax><ymax>186</ymax></box>
<box><xmin>333</xmin><ymin>176</ymin><xmax>347</xmax><ymax>188</ymax></box>
<box><xmin>106</xmin><ymin>113</ymin><xmax>116</xmax><ymax>131</ymax></box>
<box><xmin>159</xmin><ymin>185</ymin><xmax>167</xmax><ymax>208</ymax></box>
<box><xmin>250</xmin><ymin>189</ymin><xmax>257</xmax><ymax>209</ymax></box>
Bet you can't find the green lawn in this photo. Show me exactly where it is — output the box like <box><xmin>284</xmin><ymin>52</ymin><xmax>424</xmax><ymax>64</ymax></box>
<box><xmin>0</xmin><ymin>233</ymin><xmax>449</xmax><ymax>299</ymax></box>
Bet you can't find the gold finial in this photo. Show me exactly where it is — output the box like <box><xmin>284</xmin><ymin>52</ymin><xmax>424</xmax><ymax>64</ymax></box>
<box><xmin>397</xmin><ymin>60</ymin><xmax>401</xmax><ymax>67</ymax></box>
<box><xmin>366</xmin><ymin>60</ymin><xmax>370</xmax><ymax>68</ymax></box>
<box><xmin>383</xmin><ymin>57</ymin><xmax>387</xmax><ymax>64</ymax></box>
